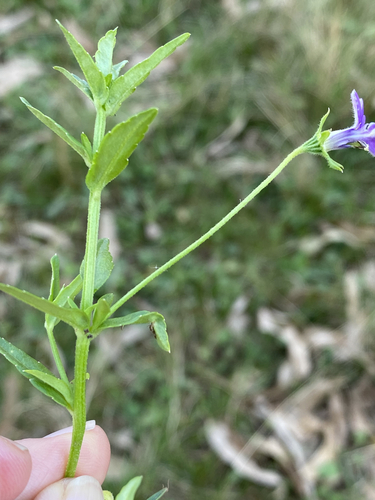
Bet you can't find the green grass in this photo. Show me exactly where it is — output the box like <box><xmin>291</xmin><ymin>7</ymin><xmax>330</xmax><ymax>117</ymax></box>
<box><xmin>2</xmin><ymin>1</ymin><xmax>375</xmax><ymax>498</ymax></box>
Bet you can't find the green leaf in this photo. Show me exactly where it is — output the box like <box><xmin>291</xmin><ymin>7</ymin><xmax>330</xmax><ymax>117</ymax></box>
<box><xmin>45</xmin><ymin>274</ymin><xmax>83</xmax><ymax>331</ymax></box>
<box><xmin>45</xmin><ymin>254</ymin><xmax>61</xmax><ymax>331</ymax></box>
<box><xmin>81</xmin><ymin>132</ymin><xmax>93</xmax><ymax>162</ymax></box>
<box><xmin>68</xmin><ymin>298</ymin><xmax>79</xmax><ymax>309</ymax></box>
<box><xmin>105</xmin><ymin>32</ymin><xmax>190</xmax><ymax>116</ymax></box>
<box><xmin>101</xmin><ymin>293</ymin><xmax>114</xmax><ymax>306</ymax></box>
<box><xmin>101</xmin><ymin>311</ymin><xmax>170</xmax><ymax>353</ymax></box>
<box><xmin>80</xmin><ymin>238</ymin><xmax>114</xmax><ymax>293</ymax></box>
<box><xmin>53</xmin><ymin>66</ymin><xmax>93</xmax><ymax>101</ymax></box>
<box><xmin>24</xmin><ymin>370</ymin><xmax>73</xmax><ymax>408</ymax></box>
<box><xmin>91</xmin><ymin>296</ymin><xmax>111</xmax><ymax>332</ymax></box>
<box><xmin>112</xmin><ymin>60</ymin><xmax>127</xmax><ymax>79</ymax></box>
<box><xmin>20</xmin><ymin>98</ymin><xmax>91</xmax><ymax>166</ymax></box>
<box><xmin>95</xmin><ymin>28</ymin><xmax>117</xmax><ymax>77</ymax></box>
<box><xmin>48</xmin><ymin>254</ymin><xmax>60</xmax><ymax>301</ymax></box>
<box><xmin>56</xmin><ymin>20</ymin><xmax>108</xmax><ymax>106</ymax></box>
<box><xmin>94</xmin><ymin>238</ymin><xmax>114</xmax><ymax>291</ymax></box>
<box><xmin>115</xmin><ymin>476</ymin><xmax>143</xmax><ymax>500</ymax></box>
<box><xmin>29</xmin><ymin>378</ymin><xmax>72</xmax><ymax>410</ymax></box>
<box><xmin>54</xmin><ymin>275</ymin><xmax>83</xmax><ymax>308</ymax></box>
<box><xmin>146</xmin><ymin>488</ymin><xmax>168</xmax><ymax>500</ymax></box>
<box><xmin>151</xmin><ymin>315</ymin><xmax>170</xmax><ymax>353</ymax></box>
<box><xmin>0</xmin><ymin>283</ymin><xmax>89</xmax><ymax>330</ymax></box>
<box><xmin>86</xmin><ymin>108</ymin><xmax>158</xmax><ymax>191</ymax></box>
<box><xmin>0</xmin><ymin>337</ymin><xmax>72</xmax><ymax>410</ymax></box>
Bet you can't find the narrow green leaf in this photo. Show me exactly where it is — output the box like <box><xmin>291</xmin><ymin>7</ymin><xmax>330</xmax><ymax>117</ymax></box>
<box><xmin>53</xmin><ymin>66</ymin><xmax>93</xmax><ymax>101</ymax></box>
<box><xmin>95</xmin><ymin>29</ymin><xmax>117</xmax><ymax>77</ymax></box>
<box><xmin>105</xmin><ymin>33</ymin><xmax>190</xmax><ymax>116</ymax></box>
<box><xmin>0</xmin><ymin>336</ymin><xmax>53</xmax><ymax>377</ymax></box>
<box><xmin>101</xmin><ymin>311</ymin><xmax>170</xmax><ymax>353</ymax></box>
<box><xmin>49</xmin><ymin>254</ymin><xmax>60</xmax><ymax>301</ymax></box>
<box><xmin>100</xmin><ymin>310</ymin><xmax>154</xmax><ymax>328</ymax></box>
<box><xmin>29</xmin><ymin>378</ymin><xmax>72</xmax><ymax>410</ymax></box>
<box><xmin>45</xmin><ymin>275</ymin><xmax>83</xmax><ymax>331</ymax></box>
<box><xmin>24</xmin><ymin>370</ymin><xmax>73</xmax><ymax>407</ymax></box>
<box><xmin>0</xmin><ymin>337</ymin><xmax>72</xmax><ymax>410</ymax></box>
<box><xmin>20</xmin><ymin>98</ymin><xmax>90</xmax><ymax>166</ymax></box>
<box><xmin>0</xmin><ymin>283</ymin><xmax>89</xmax><ymax>330</ymax></box>
<box><xmin>112</xmin><ymin>60</ymin><xmax>127</xmax><ymax>79</ymax></box>
<box><xmin>92</xmin><ymin>296</ymin><xmax>111</xmax><ymax>331</ymax></box>
<box><xmin>152</xmin><ymin>315</ymin><xmax>170</xmax><ymax>353</ymax></box>
<box><xmin>146</xmin><ymin>488</ymin><xmax>168</xmax><ymax>500</ymax></box>
<box><xmin>94</xmin><ymin>238</ymin><xmax>114</xmax><ymax>291</ymax></box>
<box><xmin>85</xmin><ymin>108</ymin><xmax>158</xmax><ymax>191</ymax></box>
<box><xmin>115</xmin><ymin>476</ymin><xmax>143</xmax><ymax>500</ymax></box>
<box><xmin>81</xmin><ymin>132</ymin><xmax>93</xmax><ymax>162</ymax></box>
<box><xmin>68</xmin><ymin>298</ymin><xmax>79</xmax><ymax>309</ymax></box>
<box><xmin>101</xmin><ymin>293</ymin><xmax>114</xmax><ymax>306</ymax></box>
<box><xmin>54</xmin><ymin>275</ymin><xmax>83</xmax><ymax>308</ymax></box>
<box><xmin>56</xmin><ymin>20</ymin><xmax>108</xmax><ymax>106</ymax></box>
<box><xmin>80</xmin><ymin>238</ymin><xmax>114</xmax><ymax>292</ymax></box>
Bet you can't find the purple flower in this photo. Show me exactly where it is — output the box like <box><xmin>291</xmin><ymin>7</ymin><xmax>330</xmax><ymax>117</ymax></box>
<box><xmin>325</xmin><ymin>90</ymin><xmax>375</xmax><ymax>156</ymax></box>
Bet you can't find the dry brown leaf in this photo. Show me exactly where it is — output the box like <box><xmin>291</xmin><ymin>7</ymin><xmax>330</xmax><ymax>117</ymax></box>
<box><xmin>22</xmin><ymin>220</ymin><xmax>71</xmax><ymax>249</ymax></box>
<box><xmin>299</xmin><ymin>224</ymin><xmax>360</xmax><ymax>255</ymax></box>
<box><xmin>0</xmin><ymin>9</ymin><xmax>33</xmax><ymax>35</ymax></box>
<box><xmin>277</xmin><ymin>325</ymin><xmax>312</xmax><ymax>388</ymax></box>
<box><xmin>257</xmin><ymin>307</ymin><xmax>288</xmax><ymax>334</ymax></box>
<box><xmin>0</xmin><ymin>57</ymin><xmax>43</xmax><ymax>97</ymax></box>
<box><xmin>348</xmin><ymin>377</ymin><xmax>375</xmax><ymax>438</ymax></box>
<box><xmin>205</xmin><ymin>420</ymin><xmax>284</xmax><ymax>488</ymax></box>
<box><xmin>257</xmin><ymin>308</ymin><xmax>312</xmax><ymax>387</ymax></box>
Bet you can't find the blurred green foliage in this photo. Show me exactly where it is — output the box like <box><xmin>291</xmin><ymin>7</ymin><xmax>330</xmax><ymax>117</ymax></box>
<box><xmin>1</xmin><ymin>1</ymin><xmax>375</xmax><ymax>498</ymax></box>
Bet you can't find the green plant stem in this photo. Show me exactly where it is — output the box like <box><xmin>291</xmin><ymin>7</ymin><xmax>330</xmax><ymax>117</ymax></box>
<box><xmin>65</xmin><ymin>333</ymin><xmax>90</xmax><ymax>477</ymax></box>
<box><xmin>110</xmin><ymin>143</ymin><xmax>308</xmax><ymax>315</ymax></box>
<box><xmin>45</xmin><ymin>324</ymin><xmax>69</xmax><ymax>385</ymax></box>
<box><xmin>65</xmin><ymin>106</ymin><xmax>107</xmax><ymax>477</ymax></box>
<box><xmin>93</xmin><ymin>106</ymin><xmax>106</xmax><ymax>153</ymax></box>
<box><xmin>81</xmin><ymin>189</ymin><xmax>101</xmax><ymax>311</ymax></box>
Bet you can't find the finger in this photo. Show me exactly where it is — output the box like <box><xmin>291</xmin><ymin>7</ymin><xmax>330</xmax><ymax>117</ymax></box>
<box><xmin>34</xmin><ymin>476</ymin><xmax>104</xmax><ymax>500</ymax></box>
<box><xmin>15</xmin><ymin>423</ymin><xmax>110</xmax><ymax>500</ymax></box>
<box><xmin>0</xmin><ymin>436</ymin><xmax>32</xmax><ymax>500</ymax></box>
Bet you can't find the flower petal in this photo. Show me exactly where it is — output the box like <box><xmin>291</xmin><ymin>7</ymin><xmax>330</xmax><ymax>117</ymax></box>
<box><xmin>351</xmin><ymin>89</ymin><xmax>366</xmax><ymax>129</ymax></box>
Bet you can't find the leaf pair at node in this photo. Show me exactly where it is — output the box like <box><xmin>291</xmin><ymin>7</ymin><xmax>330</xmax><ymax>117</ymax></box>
<box><xmin>20</xmin><ymin>21</ymin><xmax>189</xmax><ymax>184</ymax></box>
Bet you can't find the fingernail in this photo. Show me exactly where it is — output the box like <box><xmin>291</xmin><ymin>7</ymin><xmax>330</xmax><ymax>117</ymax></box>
<box><xmin>0</xmin><ymin>436</ymin><xmax>28</xmax><ymax>451</ymax></box>
<box><xmin>44</xmin><ymin>420</ymin><xmax>96</xmax><ymax>438</ymax></box>
<box><xmin>65</xmin><ymin>476</ymin><xmax>103</xmax><ymax>500</ymax></box>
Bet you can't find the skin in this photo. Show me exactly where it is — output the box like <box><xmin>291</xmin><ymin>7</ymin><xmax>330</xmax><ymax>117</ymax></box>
<box><xmin>0</xmin><ymin>425</ymin><xmax>111</xmax><ymax>500</ymax></box>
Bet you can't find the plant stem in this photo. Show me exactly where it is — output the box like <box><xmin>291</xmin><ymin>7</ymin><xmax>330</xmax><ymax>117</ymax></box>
<box><xmin>65</xmin><ymin>105</ymin><xmax>106</xmax><ymax>477</ymax></box>
<box><xmin>110</xmin><ymin>143</ymin><xmax>307</xmax><ymax>315</ymax></box>
<box><xmin>45</xmin><ymin>324</ymin><xmax>69</xmax><ymax>385</ymax></box>
<box><xmin>81</xmin><ymin>189</ymin><xmax>101</xmax><ymax>311</ymax></box>
<box><xmin>65</xmin><ymin>333</ymin><xmax>90</xmax><ymax>477</ymax></box>
<box><xmin>93</xmin><ymin>106</ymin><xmax>106</xmax><ymax>153</ymax></box>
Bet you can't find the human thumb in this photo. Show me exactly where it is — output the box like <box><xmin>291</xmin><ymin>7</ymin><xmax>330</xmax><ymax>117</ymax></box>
<box><xmin>34</xmin><ymin>475</ymin><xmax>104</xmax><ymax>500</ymax></box>
<box><xmin>0</xmin><ymin>436</ymin><xmax>32</xmax><ymax>500</ymax></box>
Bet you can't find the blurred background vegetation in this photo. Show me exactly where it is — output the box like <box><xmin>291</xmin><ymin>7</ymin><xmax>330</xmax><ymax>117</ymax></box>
<box><xmin>2</xmin><ymin>0</ymin><xmax>375</xmax><ymax>498</ymax></box>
